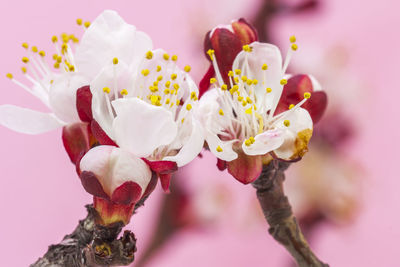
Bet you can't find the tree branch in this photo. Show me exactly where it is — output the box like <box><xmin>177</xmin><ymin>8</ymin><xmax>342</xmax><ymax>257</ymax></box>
<box><xmin>31</xmin><ymin>198</ymin><xmax>147</xmax><ymax>267</ymax></box>
<box><xmin>252</xmin><ymin>161</ymin><xmax>329</xmax><ymax>267</ymax></box>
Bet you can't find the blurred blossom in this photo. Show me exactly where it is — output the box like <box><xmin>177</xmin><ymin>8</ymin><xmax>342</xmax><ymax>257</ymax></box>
<box><xmin>285</xmin><ymin>144</ymin><xmax>361</xmax><ymax>224</ymax></box>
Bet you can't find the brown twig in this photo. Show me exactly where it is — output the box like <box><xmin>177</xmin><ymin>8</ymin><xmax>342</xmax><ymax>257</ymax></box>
<box><xmin>31</xmin><ymin>198</ymin><xmax>147</xmax><ymax>267</ymax></box>
<box><xmin>252</xmin><ymin>161</ymin><xmax>329</xmax><ymax>267</ymax></box>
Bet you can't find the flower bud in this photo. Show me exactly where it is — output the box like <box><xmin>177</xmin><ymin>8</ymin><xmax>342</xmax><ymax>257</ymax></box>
<box><xmin>200</xmin><ymin>19</ymin><xmax>258</xmax><ymax>97</ymax></box>
<box><xmin>80</xmin><ymin>146</ymin><xmax>152</xmax><ymax>225</ymax></box>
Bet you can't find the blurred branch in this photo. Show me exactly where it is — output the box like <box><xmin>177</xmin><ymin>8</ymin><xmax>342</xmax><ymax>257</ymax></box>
<box><xmin>252</xmin><ymin>161</ymin><xmax>329</xmax><ymax>267</ymax></box>
<box><xmin>253</xmin><ymin>0</ymin><xmax>319</xmax><ymax>42</ymax></box>
<box><xmin>31</xmin><ymin>199</ymin><xmax>148</xmax><ymax>267</ymax></box>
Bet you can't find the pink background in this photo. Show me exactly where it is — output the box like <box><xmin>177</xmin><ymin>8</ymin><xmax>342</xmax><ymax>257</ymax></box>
<box><xmin>0</xmin><ymin>0</ymin><xmax>399</xmax><ymax>266</ymax></box>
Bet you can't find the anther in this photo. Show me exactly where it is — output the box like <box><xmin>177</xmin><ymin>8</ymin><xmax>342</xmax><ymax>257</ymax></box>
<box><xmin>235</xmin><ymin>69</ymin><xmax>241</xmax><ymax>75</ymax></box>
<box><xmin>288</xmin><ymin>104</ymin><xmax>295</xmax><ymax>110</ymax></box>
<box><xmin>103</xmin><ymin>87</ymin><xmax>110</xmax><ymax>94</ymax></box>
<box><xmin>184</xmin><ymin>65</ymin><xmax>191</xmax><ymax>72</ymax></box>
<box><xmin>156</xmin><ymin>65</ymin><xmax>162</xmax><ymax>72</ymax></box>
<box><xmin>291</xmin><ymin>44</ymin><xmax>298</xmax><ymax>51</ymax></box>
<box><xmin>146</xmin><ymin>51</ymin><xmax>153</xmax><ymax>59</ymax></box>
<box><xmin>304</xmin><ymin>92</ymin><xmax>311</xmax><ymax>99</ymax></box>
<box><xmin>266</xmin><ymin>88</ymin><xmax>272</xmax><ymax>93</ymax></box>
<box><xmin>120</xmin><ymin>89</ymin><xmax>128</xmax><ymax>96</ymax></box>
<box><xmin>6</xmin><ymin>73</ymin><xmax>13</xmax><ymax>79</ymax></box>
<box><xmin>171</xmin><ymin>73</ymin><xmax>177</xmax><ymax>80</ymax></box>
<box><xmin>171</xmin><ymin>55</ymin><xmax>178</xmax><ymax>61</ymax></box>
<box><xmin>206</xmin><ymin>49</ymin><xmax>215</xmax><ymax>61</ymax></box>
<box><xmin>163</xmin><ymin>53</ymin><xmax>170</xmax><ymax>60</ymax></box>
<box><xmin>22</xmin><ymin>57</ymin><xmax>29</xmax><ymax>63</ymax></box>
<box><xmin>84</xmin><ymin>21</ymin><xmax>91</xmax><ymax>28</ymax></box>
<box><xmin>21</xmin><ymin>67</ymin><xmax>27</xmax><ymax>73</ymax></box>
<box><xmin>39</xmin><ymin>51</ymin><xmax>45</xmax><ymax>57</ymax></box>
<box><xmin>142</xmin><ymin>69</ymin><xmax>150</xmax><ymax>76</ymax></box>
<box><xmin>22</xmin><ymin>42</ymin><xmax>29</xmax><ymax>49</ymax></box>
<box><xmin>186</xmin><ymin>104</ymin><xmax>192</xmax><ymax>111</ymax></box>
<box><xmin>210</xmin><ymin>78</ymin><xmax>217</xmax><ymax>84</ymax></box>
<box><xmin>290</xmin><ymin>35</ymin><xmax>296</xmax><ymax>43</ymax></box>
<box><xmin>113</xmin><ymin>57</ymin><xmax>119</xmax><ymax>65</ymax></box>
<box><xmin>280</xmin><ymin>79</ymin><xmax>287</xmax><ymax>85</ymax></box>
<box><xmin>262</xmin><ymin>64</ymin><xmax>268</xmax><ymax>70</ymax></box>
<box><xmin>228</xmin><ymin>70</ymin><xmax>234</xmax><ymax>77</ymax></box>
<box><xmin>283</xmin><ymin>120</ymin><xmax>290</xmax><ymax>127</ymax></box>
<box><xmin>221</xmin><ymin>84</ymin><xmax>228</xmax><ymax>91</ymax></box>
<box><xmin>219</xmin><ymin>109</ymin><xmax>224</xmax><ymax>115</ymax></box>
<box><xmin>31</xmin><ymin>46</ymin><xmax>38</xmax><ymax>53</ymax></box>
<box><xmin>216</xmin><ymin>146</ymin><xmax>223</xmax><ymax>152</ymax></box>
<box><xmin>76</xmin><ymin>18</ymin><xmax>83</xmax><ymax>26</ymax></box>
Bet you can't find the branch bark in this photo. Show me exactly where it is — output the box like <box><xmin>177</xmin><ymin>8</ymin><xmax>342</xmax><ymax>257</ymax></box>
<box><xmin>252</xmin><ymin>161</ymin><xmax>329</xmax><ymax>267</ymax></box>
<box><xmin>31</xmin><ymin>198</ymin><xmax>147</xmax><ymax>267</ymax></box>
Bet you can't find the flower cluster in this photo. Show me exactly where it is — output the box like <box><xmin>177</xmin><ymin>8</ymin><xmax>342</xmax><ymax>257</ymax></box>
<box><xmin>0</xmin><ymin>11</ymin><xmax>326</xmax><ymax>225</ymax></box>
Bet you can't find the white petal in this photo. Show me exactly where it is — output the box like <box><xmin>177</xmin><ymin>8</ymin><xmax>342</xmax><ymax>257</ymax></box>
<box><xmin>109</xmin><ymin>147</ymin><xmax>152</xmax><ymax>194</ymax></box>
<box><xmin>163</xmin><ymin>118</ymin><xmax>205</xmax><ymax>167</ymax></box>
<box><xmin>49</xmin><ymin>73</ymin><xmax>89</xmax><ymax>124</ymax></box>
<box><xmin>206</xmin><ymin>133</ymin><xmax>238</xmax><ymax>161</ymax></box>
<box><xmin>0</xmin><ymin>105</ymin><xmax>64</xmax><ymax>134</ymax></box>
<box><xmin>90</xmin><ymin>62</ymin><xmax>132</xmax><ymax>140</ymax></box>
<box><xmin>233</xmin><ymin>42</ymin><xmax>283</xmax><ymax>110</ymax></box>
<box><xmin>75</xmin><ymin>10</ymin><xmax>152</xmax><ymax>78</ymax></box>
<box><xmin>242</xmin><ymin>129</ymin><xmax>284</xmax><ymax>156</ymax></box>
<box><xmin>112</xmin><ymin>98</ymin><xmax>178</xmax><ymax>157</ymax></box>
<box><xmin>80</xmin><ymin>146</ymin><xmax>151</xmax><ymax>196</ymax></box>
<box><xmin>273</xmin><ymin>107</ymin><xmax>313</xmax><ymax>159</ymax></box>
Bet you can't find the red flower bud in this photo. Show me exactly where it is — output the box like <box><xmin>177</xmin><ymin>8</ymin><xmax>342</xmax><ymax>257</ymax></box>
<box><xmin>200</xmin><ymin>18</ymin><xmax>258</xmax><ymax>97</ymax></box>
<box><xmin>275</xmin><ymin>75</ymin><xmax>327</xmax><ymax>123</ymax></box>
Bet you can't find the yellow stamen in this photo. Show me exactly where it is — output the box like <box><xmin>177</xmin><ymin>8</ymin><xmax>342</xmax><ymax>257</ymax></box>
<box><xmin>253</xmin><ymin>79</ymin><xmax>258</xmax><ymax>85</ymax></box>
<box><xmin>31</xmin><ymin>46</ymin><xmax>38</xmax><ymax>53</ymax></box>
<box><xmin>6</xmin><ymin>73</ymin><xmax>13</xmax><ymax>79</ymax></box>
<box><xmin>184</xmin><ymin>65</ymin><xmax>191</xmax><ymax>72</ymax></box>
<box><xmin>103</xmin><ymin>87</ymin><xmax>110</xmax><ymax>94</ymax></box>
<box><xmin>246</xmin><ymin>97</ymin><xmax>252</xmax><ymax>104</ymax></box>
<box><xmin>207</xmin><ymin>49</ymin><xmax>215</xmax><ymax>61</ymax></box>
<box><xmin>76</xmin><ymin>18</ymin><xmax>83</xmax><ymax>26</ymax></box>
<box><xmin>210</xmin><ymin>78</ymin><xmax>217</xmax><ymax>84</ymax></box>
<box><xmin>245</xmin><ymin>107</ymin><xmax>252</xmax><ymax>114</ymax></box>
<box><xmin>262</xmin><ymin>64</ymin><xmax>268</xmax><ymax>70</ymax></box>
<box><xmin>84</xmin><ymin>21</ymin><xmax>91</xmax><ymax>28</ymax></box>
<box><xmin>228</xmin><ymin>70</ymin><xmax>234</xmax><ymax>77</ymax></box>
<box><xmin>54</xmin><ymin>62</ymin><xmax>60</xmax><ymax>69</ymax></box>
<box><xmin>22</xmin><ymin>42</ymin><xmax>29</xmax><ymax>49</ymax></box>
<box><xmin>22</xmin><ymin>57</ymin><xmax>29</xmax><ymax>63</ymax></box>
<box><xmin>291</xmin><ymin>44</ymin><xmax>298</xmax><ymax>51</ymax></box>
<box><xmin>221</xmin><ymin>84</ymin><xmax>228</xmax><ymax>91</ymax></box>
<box><xmin>219</xmin><ymin>109</ymin><xmax>224</xmax><ymax>115</ymax></box>
<box><xmin>280</xmin><ymin>79</ymin><xmax>287</xmax><ymax>85</ymax></box>
<box><xmin>157</xmin><ymin>65</ymin><xmax>162</xmax><ymax>72</ymax></box>
<box><xmin>290</xmin><ymin>35</ymin><xmax>296</xmax><ymax>43</ymax></box>
<box><xmin>254</xmin><ymin>112</ymin><xmax>264</xmax><ymax>134</ymax></box>
<box><xmin>216</xmin><ymin>146</ymin><xmax>223</xmax><ymax>152</ymax></box>
<box><xmin>142</xmin><ymin>69</ymin><xmax>150</xmax><ymax>76</ymax></box>
<box><xmin>284</xmin><ymin>120</ymin><xmax>290</xmax><ymax>127</ymax></box>
<box><xmin>171</xmin><ymin>55</ymin><xmax>178</xmax><ymax>61</ymax></box>
<box><xmin>21</xmin><ymin>67</ymin><xmax>27</xmax><ymax>73</ymax></box>
<box><xmin>304</xmin><ymin>92</ymin><xmax>311</xmax><ymax>99</ymax></box>
<box><xmin>171</xmin><ymin>73</ymin><xmax>177</xmax><ymax>80</ymax></box>
<box><xmin>266</xmin><ymin>88</ymin><xmax>272</xmax><ymax>93</ymax></box>
<box><xmin>173</xmin><ymin>83</ymin><xmax>179</xmax><ymax>90</ymax></box>
<box><xmin>120</xmin><ymin>89</ymin><xmax>128</xmax><ymax>96</ymax></box>
<box><xmin>113</xmin><ymin>57</ymin><xmax>118</xmax><ymax>65</ymax></box>
<box><xmin>146</xmin><ymin>51</ymin><xmax>153</xmax><ymax>60</ymax></box>
<box><xmin>163</xmin><ymin>53</ymin><xmax>170</xmax><ymax>60</ymax></box>
<box><xmin>165</xmin><ymin>81</ymin><xmax>171</xmax><ymax>88</ymax></box>
<box><xmin>243</xmin><ymin>44</ymin><xmax>252</xmax><ymax>52</ymax></box>
<box><xmin>289</xmin><ymin>104</ymin><xmax>295</xmax><ymax>110</ymax></box>
<box><xmin>186</xmin><ymin>104</ymin><xmax>192</xmax><ymax>111</ymax></box>
<box><xmin>235</xmin><ymin>69</ymin><xmax>241</xmax><ymax>75</ymax></box>
<box><xmin>39</xmin><ymin>51</ymin><xmax>45</xmax><ymax>57</ymax></box>
<box><xmin>241</xmin><ymin>76</ymin><xmax>247</xmax><ymax>82</ymax></box>
<box><xmin>176</xmin><ymin>99</ymin><xmax>180</xmax><ymax>105</ymax></box>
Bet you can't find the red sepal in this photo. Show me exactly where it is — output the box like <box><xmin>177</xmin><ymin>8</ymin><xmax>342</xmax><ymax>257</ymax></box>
<box><xmin>231</xmin><ymin>18</ymin><xmax>258</xmax><ymax>45</ymax></box>
<box><xmin>227</xmin><ymin>151</ymin><xmax>262</xmax><ymax>184</ymax></box>
<box><xmin>275</xmin><ymin>75</ymin><xmax>327</xmax><ymax>123</ymax></box>
<box><xmin>199</xmin><ymin>65</ymin><xmax>215</xmax><ymax>98</ymax></box>
<box><xmin>143</xmin><ymin>159</ymin><xmax>178</xmax><ymax>193</ymax></box>
<box><xmin>111</xmin><ymin>181</ymin><xmax>142</xmax><ymax>205</ymax></box>
<box><xmin>93</xmin><ymin>197</ymin><xmax>135</xmax><ymax>226</ymax></box>
<box><xmin>76</xmin><ymin>85</ymin><xmax>93</xmax><ymax>123</ymax></box>
<box><xmin>91</xmin><ymin>120</ymin><xmax>117</xmax><ymax>146</ymax></box>
<box><xmin>62</xmin><ymin>122</ymin><xmax>90</xmax><ymax>165</ymax></box>
<box><xmin>141</xmin><ymin>173</ymin><xmax>158</xmax><ymax>199</ymax></box>
<box><xmin>159</xmin><ymin>173</ymin><xmax>173</xmax><ymax>193</ymax></box>
<box><xmin>80</xmin><ymin>171</ymin><xmax>109</xmax><ymax>200</ymax></box>
<box><xmin>216</xmin><ymin>158</ymin><xmax>227</xmax><ymax>171</ymax></box>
